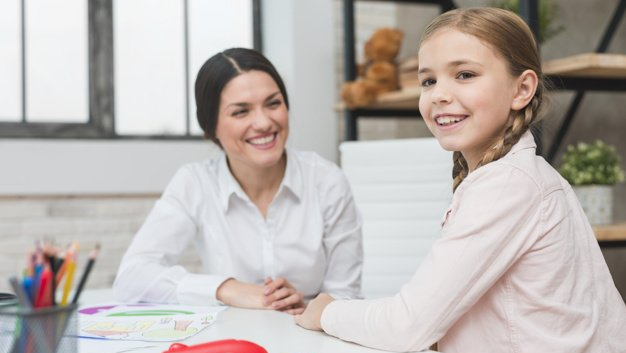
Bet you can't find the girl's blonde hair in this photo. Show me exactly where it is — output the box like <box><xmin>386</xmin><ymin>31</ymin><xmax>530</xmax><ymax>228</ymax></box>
<box><xmin>420</xmin><ymin>7</ymin><xmax>549</xmax><ymax>191</ymax></box>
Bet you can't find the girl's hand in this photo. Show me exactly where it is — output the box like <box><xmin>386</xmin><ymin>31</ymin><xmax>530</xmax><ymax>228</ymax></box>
<box><xmin>294</xmin><ymin>293</ymin><xmax>335</xmax><ymax>331</ymax></box>
<box><xmin>263</xmin><ymin>277</ymin><xmax>306</xmax><ymax>315</ymax></box>
<box><xmin>216</xmin><ymin>278</ymin><xmax>267</xmax><ymax>309</ymax></box>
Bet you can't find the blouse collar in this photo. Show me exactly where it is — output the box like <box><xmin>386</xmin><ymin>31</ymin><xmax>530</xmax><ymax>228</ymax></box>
<box><xmin>217</xmin><ymin>148</ymin><xmax>303</xmax><ymax>211</ymax></box>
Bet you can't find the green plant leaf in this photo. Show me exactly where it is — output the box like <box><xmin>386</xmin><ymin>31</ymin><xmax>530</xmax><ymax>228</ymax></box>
<box><xmin>558</xmin><ymin>140</ymin><xmax>626</xmax><ymax>185</ymax></box>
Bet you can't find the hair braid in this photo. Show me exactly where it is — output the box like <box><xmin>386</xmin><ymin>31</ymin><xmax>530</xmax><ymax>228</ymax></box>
<box><xmin>452</xmin><ymin>151</ymin><xmax>469</xmax><ymax>192</ymax></box>
<box><xmin>451</xmin><ymin>95</ymin><xmax>542</xmax><ymax>192</ymax></box>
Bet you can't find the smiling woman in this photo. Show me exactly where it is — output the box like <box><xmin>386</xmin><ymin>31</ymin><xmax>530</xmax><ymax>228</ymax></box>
<box><xmin>113</xmin><ymin>48</ymin><xmax>364</xmax><ymax>313</ymax></box>
<box><xmin>216</xmin><ymin>71</ymin><xmax>289</xmax><ymax>181</ymax></box>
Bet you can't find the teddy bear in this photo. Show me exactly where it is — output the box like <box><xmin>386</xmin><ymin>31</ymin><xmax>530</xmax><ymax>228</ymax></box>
<box><xmin>341</xmin><ymin>27</ymin><xmax>404</xmax><ymax>108</ymax></box>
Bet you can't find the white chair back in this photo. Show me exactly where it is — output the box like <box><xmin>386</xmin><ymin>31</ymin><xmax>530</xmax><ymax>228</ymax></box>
<box><xmin>340</xmin><ymin>138</ymin><xmax>453</xmax><ymax>298</ymax></box>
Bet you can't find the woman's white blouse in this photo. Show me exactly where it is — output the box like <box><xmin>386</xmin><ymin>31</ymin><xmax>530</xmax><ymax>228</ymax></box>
<box><xmin>113</xmin><ymin>149</ymin><xmax>363</xmax><ymax>305</ymax></box>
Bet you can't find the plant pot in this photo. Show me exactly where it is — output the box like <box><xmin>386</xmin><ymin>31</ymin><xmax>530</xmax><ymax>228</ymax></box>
<box><xmin>573</xmin><ymin>185</ymin><xmax>613</xmax><ymax>226</ymax></box>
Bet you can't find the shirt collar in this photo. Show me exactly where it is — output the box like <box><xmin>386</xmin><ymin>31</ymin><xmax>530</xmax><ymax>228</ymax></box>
<box><xmin>217</xmin><ymin>152</ymin><xmax>244</xmax><ymax>211</ymax></box>
<box><xmin>508</xmin><ymin>130</ymin><xmax>537</xmax><ymax>155</ymax></box>
<box><xmin>468</xmin><ymin>131</ymin><xmax>537</xmax><ymax>177</ymax></box>
<box><xmin>217</xmin><ymin>149</ymin><xmax>303</xmax><ymax>212</ymax></box>
<box><xmin>280</xmin><ymin>149</ymin><xmax>304</xmax><ymax>202</ymax></box>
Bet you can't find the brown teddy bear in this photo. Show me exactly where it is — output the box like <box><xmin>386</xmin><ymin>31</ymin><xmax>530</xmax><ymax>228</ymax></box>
<box><xmin>341</xmin><ymin>28</ymin><xmax>404</xmax><ymax>108</ymax></box>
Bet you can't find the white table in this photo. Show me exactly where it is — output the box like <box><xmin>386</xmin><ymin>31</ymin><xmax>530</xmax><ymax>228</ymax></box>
<box><xmin>78</xmin><ymin>290</ymin><xmax>436</xmax><ymax>353</ymax></box>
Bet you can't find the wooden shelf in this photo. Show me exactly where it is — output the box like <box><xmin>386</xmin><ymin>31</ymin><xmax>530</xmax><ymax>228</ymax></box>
<box><xmin>369</xmin><ymin>85</ymin><xmax>421</xmax><ymax>109</ymax></box>
<box><xmin>340</xmin><ymin>53</ymin><xmax>626</xmax><ymax>110</ymax></box>
<box><xmin>594</xmin><ymin>222</ymin><xmax>626</xmax><ymax>242</ymax></box>
<box><xmin>336</xmin><ymin>85</ymin><xmax>420</xmax><ymax>110</ymax></box>
<box><xmin>543</xmin><ymin>53</ymin><xmax>626</xmax><ymax>78</ymax></box>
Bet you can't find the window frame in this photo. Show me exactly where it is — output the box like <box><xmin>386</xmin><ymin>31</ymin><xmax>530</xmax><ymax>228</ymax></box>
<box><xmin>0</xmin><ymin>0</ymin><xmax>262</xmax><ymax>139</ymax></box>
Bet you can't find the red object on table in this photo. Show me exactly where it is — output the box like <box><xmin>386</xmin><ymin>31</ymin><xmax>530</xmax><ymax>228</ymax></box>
<box><xmin>163</xmin><ymin>339</ymin><xmax>268</xmax><ymax>353</ymax></box>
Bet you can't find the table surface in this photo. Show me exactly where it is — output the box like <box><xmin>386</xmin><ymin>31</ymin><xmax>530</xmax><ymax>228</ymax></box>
<box><xmin>78</xmin><ymin>289</ymin><xmax>434</xmax><ymax>353</ymax></box>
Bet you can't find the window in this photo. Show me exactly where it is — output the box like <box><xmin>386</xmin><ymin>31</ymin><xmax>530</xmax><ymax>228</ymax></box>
<box><xmin>0</xmin><ymin>0</ymin><xmax>261</xmax><ymax>138</ymax></box>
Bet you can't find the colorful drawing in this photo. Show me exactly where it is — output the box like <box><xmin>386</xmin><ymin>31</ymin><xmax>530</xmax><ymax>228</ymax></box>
<box><xmin>77</xmin><ymin>304</ymin><xmax>226</xmax><ymax>342</ymax></box>
<box><xmin>81</xmin><ymin>319</ymin><xmax>155</xmax><ymax>339</ymax></box>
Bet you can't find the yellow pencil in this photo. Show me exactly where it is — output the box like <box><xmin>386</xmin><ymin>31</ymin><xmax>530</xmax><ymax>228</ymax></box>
<box><xmin>60</xmin><ymin>256</ymin><xmax>76</xmax><ymax>306</ymax></box>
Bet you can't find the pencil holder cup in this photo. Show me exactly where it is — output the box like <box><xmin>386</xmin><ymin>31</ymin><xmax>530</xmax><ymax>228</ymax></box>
<box><xmin>0</xmin><ymin>304</ymin><xmax>77</xmax><ymax>353</ymax></box>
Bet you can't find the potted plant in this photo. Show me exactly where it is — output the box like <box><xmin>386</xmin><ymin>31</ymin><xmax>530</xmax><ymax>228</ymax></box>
<box><xmin>559</xmin><ymin>140</ymin><xmax>625</xmax><ymax>225</ymax></box>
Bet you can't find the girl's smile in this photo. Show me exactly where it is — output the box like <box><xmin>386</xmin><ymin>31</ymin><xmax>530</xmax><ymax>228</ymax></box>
<box><xmin>434</xmin><ymin>113</ymin><xmax>468</xmax><ymax>127</ymax></box>
<box><xmin>418</xmin><ymin>29</ymin><xmax>520</xmax><ymax>170</ymax></box>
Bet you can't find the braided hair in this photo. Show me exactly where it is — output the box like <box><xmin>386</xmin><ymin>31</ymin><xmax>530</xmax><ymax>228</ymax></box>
<box><xmin>420</xmin><ymin>8</ymin><xmax>549</xmax><ymax>192</ymax></box>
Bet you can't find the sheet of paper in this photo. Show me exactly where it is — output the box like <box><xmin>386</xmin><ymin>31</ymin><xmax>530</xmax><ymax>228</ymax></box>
<box><xmin>77</xmin><ymin>303</ymin><xmax>226</xmax><ymax>342</ymax></box>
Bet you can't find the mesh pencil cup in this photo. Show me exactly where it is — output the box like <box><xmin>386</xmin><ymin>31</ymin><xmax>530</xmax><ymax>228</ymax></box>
<box><xmin>0</xmin><ymin>304</ymin><xmax>77</xmax><ymax>353</ymax></box>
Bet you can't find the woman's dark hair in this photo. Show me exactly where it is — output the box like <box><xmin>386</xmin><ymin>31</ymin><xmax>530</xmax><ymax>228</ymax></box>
<box><xmin>194</xmin><ymin>48</ymin><xmax>290</xmax><ymax>146</ymax></box>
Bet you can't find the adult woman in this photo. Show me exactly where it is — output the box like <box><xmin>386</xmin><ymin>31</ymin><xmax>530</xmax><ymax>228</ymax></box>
<box><xmin>114</xmin><ymin>48</ymin><xmax>363</xmax><ymax>314</ymax></box>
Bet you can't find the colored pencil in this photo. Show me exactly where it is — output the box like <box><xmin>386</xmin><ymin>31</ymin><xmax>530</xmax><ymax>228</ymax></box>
<box><xmin>9</xmin><ymin>276</ymin><xmax>31</xmax><ymax>309</ymax></box>
<box><xmin>35</xmin><ymin>265</ymin><xmax>52</xmax><ymax>308</ymax></box>
<box><xmin>60</xmin><ymin>256</ymin><xmax>76</xmax><ymax>306</ymax></box>
<box><xmin>71</xmin><ymin>243</ymin><xmax>100</xmax><ymax>304</ymax></box>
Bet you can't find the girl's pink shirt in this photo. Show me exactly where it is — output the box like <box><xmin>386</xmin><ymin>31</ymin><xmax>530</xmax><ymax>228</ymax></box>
<box><xmin>321</xmin><ymin>131</ymin><xmax>626</xmax><ymax>352</ymax></box>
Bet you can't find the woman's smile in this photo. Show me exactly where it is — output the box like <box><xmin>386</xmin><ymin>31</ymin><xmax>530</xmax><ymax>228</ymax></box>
<box><xmin>247</xmin><ymin>132</ymin><xmax>278</xmax><ymax>149</ymax></box>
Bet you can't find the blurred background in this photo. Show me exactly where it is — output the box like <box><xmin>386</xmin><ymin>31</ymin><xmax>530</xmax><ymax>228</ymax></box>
<box><xmin>0</xmin><ymin>0</ymin><xmax>624</xmax><ymax>301</ymax></box>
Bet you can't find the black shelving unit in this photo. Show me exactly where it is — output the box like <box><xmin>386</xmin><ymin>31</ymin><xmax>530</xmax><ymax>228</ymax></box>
<box><xmin>342</xmin><ymin>0</ymin><xmax>456</xmax><ymax>141</ymax></box>
<box><xmin>544</xmin><ymin>0</ymin><xmax>626</xmax><ymax>163</ymax></box>
<box><xmin>342</xmin><ymin>0</ymin><xmax>626</xmax><ymax>165</ymax></box>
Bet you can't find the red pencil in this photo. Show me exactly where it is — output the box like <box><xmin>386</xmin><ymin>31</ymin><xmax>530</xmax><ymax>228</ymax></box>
<box><xmin>35</xmin><ymin>265</ymin><xmax>52</xmax><ymax>308</ymax></box>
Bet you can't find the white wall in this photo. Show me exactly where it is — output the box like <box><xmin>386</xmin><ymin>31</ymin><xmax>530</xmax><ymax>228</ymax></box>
<box><xmin>0</xmin><ymin>140</ymin><xmax>218</xmax><ymax>195</ymax></box>
<box><xmin>0</xmin><ymin>0</ymin><xmax>337</xmax><ymax>196</ymax></box>
<box><xmin>263</xmin><ymin>0</ymin><xmax>337</xmax><ymax>162</ymax></box>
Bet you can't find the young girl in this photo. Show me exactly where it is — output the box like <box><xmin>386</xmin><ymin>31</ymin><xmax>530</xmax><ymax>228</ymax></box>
<box><xmin>295</xmin><ymin>7</ymin><xmax>626</xmax><ymax>352</ymax></box>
